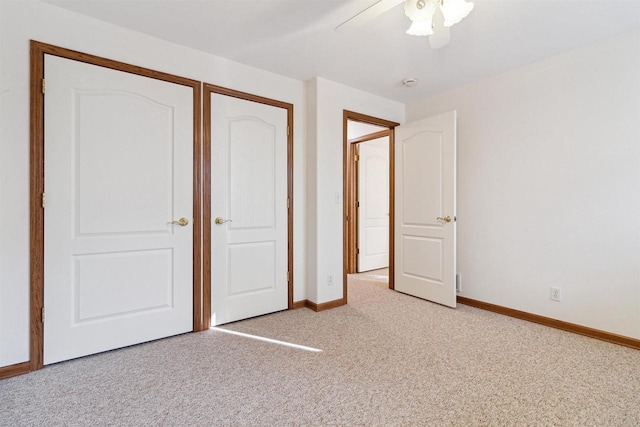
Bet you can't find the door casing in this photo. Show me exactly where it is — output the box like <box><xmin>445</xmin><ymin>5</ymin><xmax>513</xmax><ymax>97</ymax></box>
<box><xmin>29</xmin><ymin>40</ymin><xmax>203</xmax><ymax>371</ymax></box>
<box><xmin>343</xmin><ymin>111</ymin><xmax>399</xmax><ymax>302</ymax></box>
<box><xmin>202</xmin><ymin>84</ymin><xmax>294</xmax><ymax>330</ymax></box>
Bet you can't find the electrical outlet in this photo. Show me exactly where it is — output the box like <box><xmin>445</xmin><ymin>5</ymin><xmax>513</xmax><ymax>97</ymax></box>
<box><xmin>550</xmin><ymin>286</ymin><xmax>562</xmax><ymax>302</ymax></box>
<box><xmin>456</xmin><ymin>273</ymin><xmax>461</xmax><ymax>293</ymax></box>
<box><xmin>327</xmin><ymin>275</ymin><xmax>334</xmax><ymax>286</ymax></box>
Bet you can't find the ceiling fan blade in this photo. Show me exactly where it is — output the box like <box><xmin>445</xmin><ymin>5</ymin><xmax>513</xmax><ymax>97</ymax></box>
<box><xmin>429</xmin><ymin>26</ymin><xmax>450</xmax><ymax>49</ymax></box>
<box><xmin>335</xmin><ymin>0</ymin><xmax>405</xmax><ymax>32</ymax></box>
<box><xmin>429</xmin><ymin>6</ymin><xmax>450</xmax><ymax>49</ymax></box>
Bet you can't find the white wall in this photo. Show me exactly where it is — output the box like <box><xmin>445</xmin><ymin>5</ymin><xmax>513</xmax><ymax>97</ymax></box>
<box><xmin>307</xmin><ymin>78</ymin><xmax>404</xmax><ymax>304</ymax></box>
<box><xmin>407</xmin><ymin>31</ymin><xmax>640</xmax><ymax>339</ymax></box>
<box><xmin>0</xmin><ymin>0</ymin><xmax>307</xmax><ymax>367</ymax></box>
<box><xmin>305</xmin><ymin>80</ymin><xmax>318</xmax><ymax>304</ymax></box>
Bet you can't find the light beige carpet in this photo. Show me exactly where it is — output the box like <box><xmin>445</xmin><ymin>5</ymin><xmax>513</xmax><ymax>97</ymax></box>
<box><xmin>1</xmin><ymin>274</ymin><xmax>639</xmax><ymax>426</ymax></box>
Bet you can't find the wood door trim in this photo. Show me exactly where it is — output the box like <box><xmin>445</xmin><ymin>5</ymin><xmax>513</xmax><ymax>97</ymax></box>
<box><xmin>0</xmin><ymin>361</ymin><xmax>31</xmax><ymax>380</ymax></box>
<box><xmin>388</xmin><ymin>129</ymin><xmax>395</xmax><ymax>290</ymax></box>
<box><xmin>29</xmin><ymin>40</ymin><xmax>203</xmax><ymax>372</ymax></box>
<box><xmin>348</xmin><ymin>129</ymin><xmax>390</xmax><ymax>144</ymax></box>
<box><xmin>202</xmin><ymin>83</ymin><xmax>294</xmax><ymax>330</ymax></box>
<box><xmin>347</xmin><ymin>143</ymin><xmax>358</xmax><ymax>274</ymax></box>
<box><xmin>300</xmin><ymin>298</ymin><xmax>346</xmax><ymax>312</ymax></box>
<box><xmin>343</xmin><ymin>111</ymin><xmax>399</xmax><ymax>304</ymax></box>
<box><xmin>344</xmin><ymin>110</ymin><xmax>399</xmax><ymax>128</ymax></box>
<box><xmin>204</xmin><ymin>83</ymin><xmax>293</xmax><ymax>111</ymax></box>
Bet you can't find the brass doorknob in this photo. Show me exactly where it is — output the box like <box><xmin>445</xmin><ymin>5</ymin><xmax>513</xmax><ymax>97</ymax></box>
<box><xmin>169</xmin><ymin>218</ymin><xmax>189</xmax><ymax>226</ymax></box>
<box><xmin>436</xmin><ymin>216</ymin><xmax>452</xmax><ymax>223</ymax></box>
<box><xmin>214</xmin><ymin>217</ymin><xmax>232</xmax><ymax>225</ymax></box>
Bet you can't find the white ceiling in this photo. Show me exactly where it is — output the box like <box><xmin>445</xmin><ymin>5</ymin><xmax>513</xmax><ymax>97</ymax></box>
<box><xmin>43</xmin><ymin>0</ymin><xmax>640</xmax><ymax>104</ymax></box>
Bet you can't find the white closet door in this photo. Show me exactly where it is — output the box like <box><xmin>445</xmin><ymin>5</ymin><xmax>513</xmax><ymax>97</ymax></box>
<box><xmin>395</xmin><ymin>111</ymin><xmax>457</xmax><ymax>308</ymax></box>
<box><xmin>210</xmin><ymin>93</ymin><xmax>288</xmax><ymax>326</ymax></box>
<box><xmin>44</xmin><ymin>55</ymin><xmax>194</xmax><ymax>364</ymax></box>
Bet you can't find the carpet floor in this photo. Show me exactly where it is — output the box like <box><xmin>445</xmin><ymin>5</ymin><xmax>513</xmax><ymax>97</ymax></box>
<box><xmin>1</xmin><ymin>271</ymin><xmax>639</xmax><ymax>426</ymax></box>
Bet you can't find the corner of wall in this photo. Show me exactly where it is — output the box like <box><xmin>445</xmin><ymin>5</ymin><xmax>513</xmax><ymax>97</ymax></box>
<box><xmin>304</xmin><ymin>79</ymin><xmax>319</xmax><ymax>303</ymax></box>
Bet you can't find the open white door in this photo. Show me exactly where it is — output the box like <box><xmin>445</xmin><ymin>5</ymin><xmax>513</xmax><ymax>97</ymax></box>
<box><xmin>44</xmin><ymin>55</ymin><xmax>194</xmax><ymax>364</ymax></box>
<box><xmin>357</xmin><ymin>137</ymin><xmax>389</xmax><ymax>272</ymax></box>
<box><xmin>394</xmin><ymin>111</ymin><xmax>457</xmax><ymax>307</ymax></box>
<box><xmin>210</xmin><ymin>93</ymin><xmax>288</xmax><ymax>325</ymax></box>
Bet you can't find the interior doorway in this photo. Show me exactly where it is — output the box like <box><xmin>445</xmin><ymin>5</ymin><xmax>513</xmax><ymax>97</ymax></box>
<box><xmin>343</xmin><ymin>111</ymin><xmax>399</xmax><ymax>302</ymax></box>
<box><xmin>352</xmin><ymin>128</ymin><xmax>390</xmax><ymax>273</ymax></box>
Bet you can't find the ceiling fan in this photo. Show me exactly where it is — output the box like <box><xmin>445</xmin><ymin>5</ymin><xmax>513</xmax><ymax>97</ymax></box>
<box><xmin>336</xmin><ymin>0</ymin><xmax>474</xmax><ymax>49</ymax></box>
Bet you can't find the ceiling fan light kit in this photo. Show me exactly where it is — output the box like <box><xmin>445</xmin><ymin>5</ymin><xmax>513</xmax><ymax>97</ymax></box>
<box><xmin>407</xmin><ymin>19</ymin><xmax>434</xmax><ymax>36</ymax></box>
<box><xmin>404</xmin><ymin>0</ymin><xmax>474</xmax><ymax>39</ymax></box>
<box><xmin>405</xmin><ymin>0</ymin><xmax>436</xmax><ymax>36</ymax></box>
<box><xmin>335</xmin><ymin>0</ymin><xmax>474</xmax><ymax>49</ymax></box>
<box><xmin>440</xmin><ymin>0</ymin><xmax>475</xmax><ymax>27</ymax></box>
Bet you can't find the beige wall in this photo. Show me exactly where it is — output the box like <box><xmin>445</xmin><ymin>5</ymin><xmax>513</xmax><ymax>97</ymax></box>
<box><xmin>406</xmin><ymin>31</ymin><xmax>640</xmax><ymax>339</ymax></box>
<box><xmin>306</xmin><ymin>77</ymin><xmax>404</xmax><ymax>304</ymax></box>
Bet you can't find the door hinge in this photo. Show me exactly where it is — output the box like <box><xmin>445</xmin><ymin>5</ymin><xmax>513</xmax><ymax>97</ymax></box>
<box><xmin>41</xmin><ymin>192</ymin><xmax>46</xmax><ymax>208</ymax></box>
<box><xmin>42</xmin><ymin>78</ymin><xmax>46</xmax><ymax>94</ymax></box>
<box><xmin>41</xmin><ymin>307</ymin><xmax>45</xmax><ymax>323</ymax></box>
<box><xmin>287</xmin><ymin>198</ymin><xmax>290</xmax><ymax>209</ymax></box>
<box><xmin>356</xmin><ymin>201</ymin><xmax>360</xmax><ymax>208</ymax></box>
<box><xmin>356</xmin><ymin>248</ymin><xmax>360</xmax><ymax>254</ymax></box>
<box><xmin>354</xmin><ymin>154</ymin><xmax>360</xmax><ymax>162</ymax></box>
<box><xmin>287</xmin><ymin>126</ymin><xmax>290</xmax><ymax>136</ymax></box>
<box><xmin>287</xmin><ymin>271</ymin><xmax>290</xmax><ymax>282</ymax></box>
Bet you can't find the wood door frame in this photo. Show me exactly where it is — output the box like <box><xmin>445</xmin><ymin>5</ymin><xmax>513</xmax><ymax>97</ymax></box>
<box><xmin>343</xmin><ymin>111</ymin><xmax>399</xmax><ymax>302</ymax></box>
<box><xmin>202</xmin><ymin>83</ymin><xmax>294</xmax><ymax>330</ymax></box>
<box><xmin>347</xmin><ymin>129</ymin><xmax>390</xmax><ymax>274</ymax></box>
<box><xmin>29</xmin><ymin>40</ymin><xmax>203</xmax><ymax>371</ymax></box>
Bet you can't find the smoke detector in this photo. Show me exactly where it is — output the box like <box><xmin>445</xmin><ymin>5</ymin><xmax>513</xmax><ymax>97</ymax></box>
<box><xmin>402</xmin><ymin>78</ymin><xmax>418</xmax><ymax>87</ymax></box>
